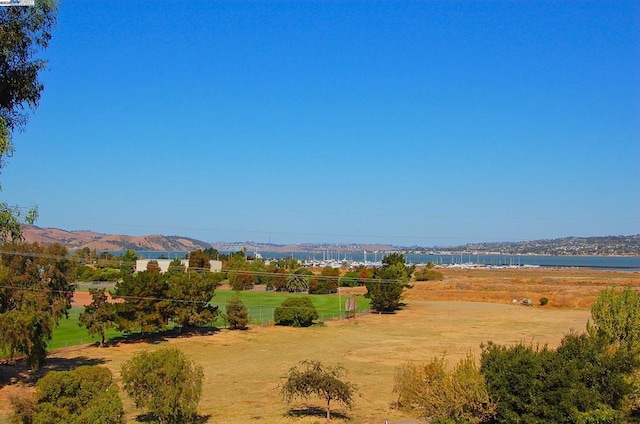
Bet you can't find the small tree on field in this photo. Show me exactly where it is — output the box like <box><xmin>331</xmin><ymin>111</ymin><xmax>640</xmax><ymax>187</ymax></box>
<box><xmin>78</xmin><ymin>288</ymin><xmax>116</xmax><ymax>346</ymax></box>
<box><xmin>224</xmin><ymin>294</ymin><xmax>249</xmax><ymax>329</ymax></box>
<box><xmin>121</xmin><ymin>348</ymin><xmax>203</xmax><ymax>424</ymax></box>
<box><xmin>281</xmin><ymin>360</ymin><xmax>356</xmax><ymax>421</ymax></box>
<box><xmin>366</xmin><ymin>253</ymin><xmax>413</xmax><ymax>313</ymax></box>
<box><xmin>274</xmin><ymin>297</ymin><xmax>319</xmax><ymax>327</ymax></box>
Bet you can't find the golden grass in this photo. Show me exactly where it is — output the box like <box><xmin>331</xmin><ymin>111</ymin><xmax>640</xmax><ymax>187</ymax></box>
<box><xmin>1</xmin><ymin>267</ymin><xmax>637</xmax><ymax>423</ymax></box>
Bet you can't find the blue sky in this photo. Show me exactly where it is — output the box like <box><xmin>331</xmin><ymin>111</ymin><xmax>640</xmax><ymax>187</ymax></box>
<box><xmin>3</xmin><ymin>0</ymin><xmax>639</xmax><ymax>246</ymax></box>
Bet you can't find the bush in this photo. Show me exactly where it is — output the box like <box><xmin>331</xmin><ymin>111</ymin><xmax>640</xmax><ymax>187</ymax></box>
<box><xmin>274</xmin><ymin>297</ymin><xmax>319</xmax><ymax>327</ymax></box>
<box><xmin>121</xmin><ymin>348</ymin><xmax>204</xmax><ymax>424</ymax></box>
<box><xmin>394</xmin><ymin>355</ymin><xmax>495</xmax><ymax>423</ymax></box>
<box><xmin>224</xmin><ymin>294</ymin><xmax>249</xmax><ymax>329</ymax></box>
<box><xmin>539</xmin><ymin>297</ymin><xmax>549</xmax><ymax>306</ymax></box>
<box><xmin>10</xmin><ymin>366</ymin><xmax>124</xmax><ymax>424</ymax></box>
<box><xmin>414</xmin><ymin>269</ymin><xmax>444</xmax><ymax>281</ymax></box>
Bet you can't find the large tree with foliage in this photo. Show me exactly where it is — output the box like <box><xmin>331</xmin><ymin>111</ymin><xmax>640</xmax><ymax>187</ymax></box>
<box><xmin>188</xmin><ymin>249</ymin><xmax>210</xmax><ymax>272</ymax></box>
<box><xmin>121</xmin><ymin>348</ymin><xmax>204</xmax><ymax>424</ymax></box>
<box><xmin>0</xmin><ymin>242</ymin><xmax>74</xmax><ymax>369</ymax></box>
<box><xmin>10</xmin><ymin>365</ymin><xmax>124</xmax><ymax>424</ymax></box>
<box><xmin>78</xmin><ymin>288</ymin><xmax>116</xmax><ymax>346</ymax></box>
<box><xmin>167</xmin><ymin>271</ymin><xmax>219</xmax><ymax>330</ymax></box>
<box><xmin>281</xmin><ymin>360</ymin><xmax>356</xmax><ymax>421</ymax></box>
<box><xmin>366</xmin><ymin>253</ymin><xmax>413</xmax><ymax>313</ymax></box>
<box><xmin>308</xmin><ymin>267</ymin><xmax>339</xmax><ymax>294</ymax></box>
<box><xmin>1</xmin><ymin>0</ymin><xmax>57</xmax><ymax>241</ymax></box>
<box><xmin>112</xmin><ymin>271</ymin><xmax>172</xmax><ymax>334</ymax></box>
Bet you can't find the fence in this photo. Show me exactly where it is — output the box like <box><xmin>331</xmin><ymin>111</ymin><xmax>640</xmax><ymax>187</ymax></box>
<box><xmin>225</xmin><ymin>305</ymin><xmax>372</xmax><ymax>327</ymax></box>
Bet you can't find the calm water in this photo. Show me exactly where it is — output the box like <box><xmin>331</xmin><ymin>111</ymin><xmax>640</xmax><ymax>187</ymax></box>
<box><xmin>129</xmin><ymin>250</ymin><xmax>640</xmax><ymax>270</ymax></box>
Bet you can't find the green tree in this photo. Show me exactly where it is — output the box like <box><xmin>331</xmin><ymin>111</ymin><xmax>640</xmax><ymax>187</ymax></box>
<box><xmin>121</xmin><ymin>348</ymin><xmax>204</xmax><ymax>424</ymax></box>
<box><xmin>274</xmin><ymin>297</ymin><xmax>319</xmax><ymax>327</ymax></box>
<box><xmin>188</xmin><ymin>249</ymin><xmax>210</xmax><ymax>272</ymax></box>
<box><xmin>366</xmin><ymin>253</ymin><xmax>413</xmax><ymax>313</ymax></box>
<box><xmin>588</xmin><ymin>286</ymin><xmax>640</xmax><ymax>353</ymax></box>
<box><xmin>10</xmin><ymin>365</ymin><xmax>124</xmax><ymax>424</ymax></box>
<box><xmin>286</xmin><ymin>268</ymin><xmax>311</xmax><ymax>292</ymax></box>
<box><xmin>78</xmin><ymin>288</ymin><xmax>116</xmax><ymax>346</ymax></box>
<box><xmin>167</xmin><ymin>257</ymin><xmax>185</xmax><ymax>274</ymax></box>
<box><xmin>119</xmin><ymin>249</ymin><xmax>137</xmax><ymax>275</ymax></box>
<box><xmin>266</xmin><ymin>266</ymin><xmax>288</xmax><ymax>291</ymax></box>
<box><xmin>146</xmin><ymin>260</ymin><xmax>161</xmax><ymax>274</ymax></box>
<box><xmin>308</xmin><ymin>267</ymin><xmax>339</xmax><ymax>294</ymax></box>
<box><xmin>228</xmin><ymin>269</ymin><xmax>254</xmax><ymax>291</ymax></box>
<box><xmin>281</xmin><ymin>360</ymin><xmax>356</xmax><ymax>421</ymax></box>
<box><xmin>223</xmin><ymin>293</ymin><xmax>249</xmax><ymax>329</ymax></box>
<box><xmin>0</xmin><ymin>0</ymin><xmax>57</xmax><ymax>242</ymax></box>
<box><xmin>112</xmin><ymin>271</ymin><xmax>172</xmax><ymax>334</ymax></box>
<box><xmin>0</xmin><ymin>242</ymin><xmax>74</xmax><ymax>369</ymax></box>
<box><xmin>167</xmin><ymin>271</ymin><xmax>219</xmax><ymax>331</ymax></box>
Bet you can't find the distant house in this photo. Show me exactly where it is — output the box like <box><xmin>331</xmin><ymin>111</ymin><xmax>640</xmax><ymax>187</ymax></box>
<box><xmin>135</xmin><ymin>259</ymin><xmax>222</xmax><ymax>273</ymax></box>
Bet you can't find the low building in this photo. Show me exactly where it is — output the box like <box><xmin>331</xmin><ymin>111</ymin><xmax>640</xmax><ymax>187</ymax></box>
<box><xmin>135</xmin><ymin>259</ymin><xmax>222</xmax><ymax>273</ymax></box>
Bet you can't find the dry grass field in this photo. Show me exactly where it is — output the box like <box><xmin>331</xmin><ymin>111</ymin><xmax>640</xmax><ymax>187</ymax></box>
<box><xmin>1</xmin><ymin>267</ymin><xmax>638</xmax><ymax>423</ymax></box>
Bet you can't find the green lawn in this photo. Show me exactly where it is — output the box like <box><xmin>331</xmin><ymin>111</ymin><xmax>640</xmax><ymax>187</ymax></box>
<box><xmin>47</xmin><ymin>291</ymin><xmax>370</xmax><ymax>350</ymax></box>
<box><xmin>209</xmin><ymin>290</ymin><xmax>370</xmax><ymax>326</ymax></box>
<box><xmin>48</xmin><ymin>307</ymin><xmax>122</xmax><ymax>349</ymax></box>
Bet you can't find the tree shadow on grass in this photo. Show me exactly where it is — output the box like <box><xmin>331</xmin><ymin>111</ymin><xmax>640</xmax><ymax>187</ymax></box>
<box><xmin>285</xmin><ymin>405</ymin><xmax>350</xmax><ymax>421</ymax></box>
<box><xmin>105</xmin><ymin>326</ymin><xmax>221</xmax><ymax>347</ymax></box>
<box><xmin>0</xmin><ymin>356</ymin><xmax>106</xmax><ymax>388</ymax></box>
<box><xmin>135</xmin><ymin>412</ymin><xmax>211</xmax><ymax>423</ymax></box>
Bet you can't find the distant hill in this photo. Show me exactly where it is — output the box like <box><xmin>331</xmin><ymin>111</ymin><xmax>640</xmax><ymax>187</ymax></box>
<box><xmin>20</xmin><ymin>225</ymin><xmax>640</xmax><ymax>256</ymax></box>
<box><xmin>445</xmin><ymin>235</ymin><xmax>640</xmax><ymax>256</ymax></box>
<box><xmin>22</xmin><ymin>225</ymin><xmax>212</xmax><ymax>252</ymax></box>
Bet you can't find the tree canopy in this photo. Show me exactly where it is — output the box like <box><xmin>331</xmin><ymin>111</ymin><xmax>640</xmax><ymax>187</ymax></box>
<box><xmin>78</xmin><ymin>288</ymin><xmax>116</xmax><ymax>346</ymax></box>
<box><xmin>10</xmin><ymin>365</ymin><xmax>124</xmax><ymax>424</ymax></box>
<box><xmin>281</xmin><ymin>360</ymin><xmax>356</xmax><ymax>421</ymax></box>
<box><xmin>121</xmin><ymin>348</ymin><xmax>204</xmax><ymax>424</ymax></box>
<box><xmin>274</xmin><ymin>297</ymin><xmax>319</xmax><ymax>327</ymax></box>
<box><xmin>0</xmin><ymin>242</ymin><xmax>74</xmax><ymax>369</ymax></box>
<box><xmin>0</xmin><ymin>1</ymin><xmax>57</xmax><ymax>242</ymax></box>
<box><xmin>366</xmin><ymin>253</ymin><xmax>413</xmax><ymax>313</ymax></box>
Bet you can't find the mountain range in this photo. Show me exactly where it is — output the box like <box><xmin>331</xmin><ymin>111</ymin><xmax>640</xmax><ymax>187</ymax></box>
<box><xmin>20</xmin><ymin>225</ymin><xmax>640</xmax><ymax>256</ymax></box>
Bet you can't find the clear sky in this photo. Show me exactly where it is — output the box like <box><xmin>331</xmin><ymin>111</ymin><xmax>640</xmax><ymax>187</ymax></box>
<box><xmin>3</xmin><ymin>0</ymin><xmax>639</xmax><ymax>247</ymax></box>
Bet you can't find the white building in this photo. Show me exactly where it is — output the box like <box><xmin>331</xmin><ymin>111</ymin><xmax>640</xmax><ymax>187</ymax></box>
<box><xmin>135</xmin><ymin>259</ymin><xmax>222</xmax><ymax>273</ymax></box>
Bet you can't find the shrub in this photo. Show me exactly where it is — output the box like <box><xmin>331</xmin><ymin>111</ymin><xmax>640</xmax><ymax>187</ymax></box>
<box><xmin>539</xmin><ymin>297</ymin><xmax>549</xmax><ymax>306</ymax></box>
<box><xmin>224</xmin><ymin>294</ymin><xmax>249</xmax><ymax>329</ymax></box>
<box><xmin>10</xmin><ymin>366</ymin><xmax>124</xmax><ymax>424</ymax></box>
<box><xmin>121</xmin><ymin>348</ymin><xmax>203</xmax><ymax>424</ymax></box>
<box><xmin>274</xmin><ymin>297</ymin><xmax>319</xmax><ymax>327</ymax></box>
<box><xmin>394</xmin><ymin>354</ymin><xmax>495</xmax><ymax>423</ymax></box>
<box><xmin>414</xmin><ymin>269</ymin><xmax>444</xmax><ymax>281</ymax></box>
